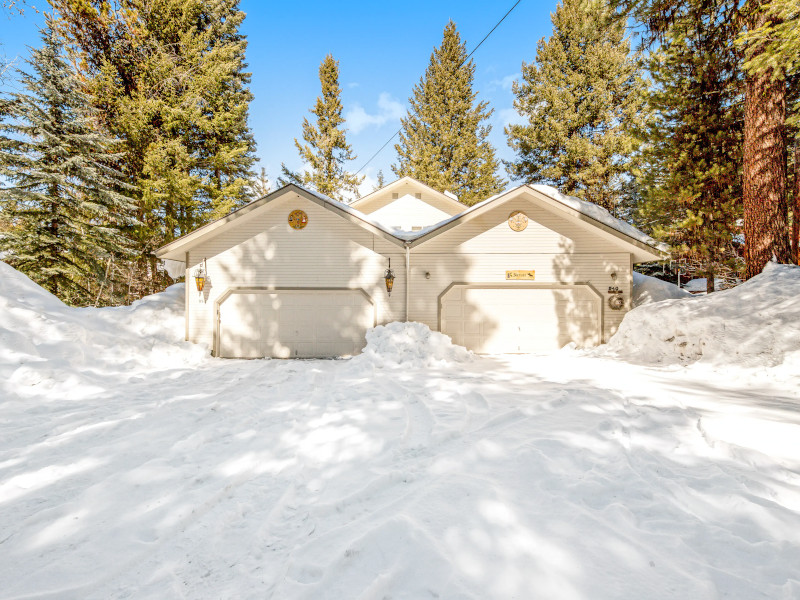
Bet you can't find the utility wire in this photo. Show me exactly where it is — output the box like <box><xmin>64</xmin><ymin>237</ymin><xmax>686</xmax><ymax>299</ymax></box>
<box><xmin>354</xmin><ymin>0</ymin><xmax>523</xmax><ymax>176</ymax></box>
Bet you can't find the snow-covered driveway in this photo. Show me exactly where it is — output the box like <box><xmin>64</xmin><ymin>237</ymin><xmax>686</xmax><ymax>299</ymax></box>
<box><xmin>2</xmin><ymin>348</ymin><xmax>798</xmax><ymax>599</ymax></box>
<box><xmin>2</xmin><ymin>261</ymin><xmax>799</xmax><ymax>599</ymax></box>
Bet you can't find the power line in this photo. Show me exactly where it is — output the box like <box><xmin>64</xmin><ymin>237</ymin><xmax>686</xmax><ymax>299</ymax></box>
<box><xmin>354</xmin><ymin>0</ymin><xmax>523</xmax><ymax>176</ymax></box>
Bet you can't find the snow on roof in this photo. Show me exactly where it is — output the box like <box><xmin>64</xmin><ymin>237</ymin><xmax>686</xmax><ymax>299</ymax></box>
<box><xmin>529</xmin><ymin>185</ymin><xmax>669</xmax><ymax>253</ymax></box>
<box><xmin>296</xmin><ymin>185</ymin><xmax>413</xmax><ymax>241</ymax></box>
<box><xmin>381</xmin><ymin>184</ymin><xmax>666</xmax><ymax>254</ymax></box>
<box><xmin>158</xmin><ymin>181</ymin><xmax>669</xmax><ymax>258</ymax></box>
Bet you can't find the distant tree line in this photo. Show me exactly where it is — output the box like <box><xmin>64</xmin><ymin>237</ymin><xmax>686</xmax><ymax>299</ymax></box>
<box><xmin>1</xmin><ymin>0</ymin><xmax>798</xmax><ymax>306</ymax></box>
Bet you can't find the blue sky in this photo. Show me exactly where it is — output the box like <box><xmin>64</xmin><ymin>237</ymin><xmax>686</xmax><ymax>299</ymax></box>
<box><xmin>1</xmin><ymin>0</ymin><xmax>558</xmax><ymax>192</ymax></box>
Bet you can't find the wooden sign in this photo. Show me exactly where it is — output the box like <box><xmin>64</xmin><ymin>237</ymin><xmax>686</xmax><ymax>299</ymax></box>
<box><xmin>506</xmin><ymin>270</ymin><xmax>535</xmax><ymax>280</ymax></box>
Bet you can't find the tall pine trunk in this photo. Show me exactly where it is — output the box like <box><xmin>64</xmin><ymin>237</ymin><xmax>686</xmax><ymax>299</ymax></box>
<box><xmin>743</xmin><ymin>7</ymin><xmax>790</xmax><ymax>279</ymax></box>
<box><xmin>793</xmin><ymin>139</ymin><xmax>799</xmax><ymax>264</ymax></box>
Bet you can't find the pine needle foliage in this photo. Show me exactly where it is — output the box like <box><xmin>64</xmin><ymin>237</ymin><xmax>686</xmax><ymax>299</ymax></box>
<box><xmin>392</xmin><ymin>21</ymin><xmax>505</xmax><ymax>206</ymax></box>
<box><xmin>0</xmin><ymin>21</ymin><xmax>137</xmax><ymax>305</ymax></box>
<box><xmin>638</xmin><ymin>7</ymin><xmax>744</xmax><ymax>291</ymax></box>
<box><xmin>280</xmin><ymin>54</ymin><xmax>363</xmax><ymax>202</ymax></box>
<box><xmin>505</xmin><ymin>0</ymin><xmax>647</xmax><ymax>216</ymax></box>
<box><xmin>49</xmin><ymin>0</ymin><xmax>257</xmax><ymax>244</ymax></box>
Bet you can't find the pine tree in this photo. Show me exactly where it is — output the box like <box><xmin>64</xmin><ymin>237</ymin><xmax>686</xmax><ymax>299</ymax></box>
<box><xmin>49</xmin><ymin>0</ymin><xmax>257</xmax><ymax>274</ymax></box>
<box><xmin>374</xmin><ymin>169</ymin><xmax>386</xmax><ymax>190</ymax></box>
<box><xmin>506</xmin><ymin>0</ymin><xmax>647</xmax><ymax>216</ymax></box>
<box><xmin>0</xmin><ymin>20</ymin><xmax>136</xmax><ymax>305</ymax></box>
<box><xmin>279</xmin><ymin>54</ymin><xmax>363</xmax><ymax>201</ymax></box>
<box><xmin>638</xmin><ymin>9</ymin><xmax>744</xmax><ymax>293</ymax></box>
<box><xmin>249</xmin><ymin>166</ymin><xmax>271</xmax><ymax>199</ymax></box>
<box><xmin>392</xmin><ymin>21</ymin><xmax>504</xmax><ymax>206</ymax></box>
<box><xmin>615</xmin><ymin>0</ymin><xmax>793</xmax><ymax>277</ymax></box>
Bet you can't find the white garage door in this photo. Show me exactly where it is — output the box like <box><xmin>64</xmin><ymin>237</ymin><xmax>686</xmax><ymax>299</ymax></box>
<box><xmin>218</xmin><ymin>289</ymin><xmax>375</xmax><ymax>358</ymax></box>
<box><xmin>440</xmin><ymin>285</ymin><xmax>600</xmax><ymax>354</ymax></box>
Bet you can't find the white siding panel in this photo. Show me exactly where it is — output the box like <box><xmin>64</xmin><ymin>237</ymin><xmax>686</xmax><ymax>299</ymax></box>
<box><xmin>408</xmin><ymin>251</ymin><xmax>631</xmax><ymax>344</ymax></box>
<box><xmin>186</xmin><ymin>192</ymin><xmax>406</xmax><ymax>351</ymax></box>
<box><xmin>353</xmin><ymin>182</ymin><xmax>465</xmax><ymax>216</ymax></box>
<box><xmin>368</xmin><ymin>195</ymin><xmax>452</xmax><ymax>230</ymax></box>
<box><xmin>441</xmin><ymin>285</ymin><xmax>601</xmax><ymax>353</ymax></box>
<box><xmin>219</xmin><ymin>289</ymin><xmax>374</xmax><ymax>358</ymax></box>
<box><xmin>418</xmin><ymin>197</ymin><xmax>633</xmax><ymax>255</ymax></box>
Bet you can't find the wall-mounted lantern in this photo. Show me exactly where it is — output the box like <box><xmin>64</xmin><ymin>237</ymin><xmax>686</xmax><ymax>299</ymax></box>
<box><xmin>384</xmin><ymin>259</ymin><xmax>395</xmax><ymax>296</ymax></box>
<box><xmin>195</xmin><ymin>260</ymin><xmax>207</xmax><ymax>292</ymax></box>
<box><xmin>607</xmin><ymin>271</ymin><xmax>621</xmax><ymax>294</ymax></box>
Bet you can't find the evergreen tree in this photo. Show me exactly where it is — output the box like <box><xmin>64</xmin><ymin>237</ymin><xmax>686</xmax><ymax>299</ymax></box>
<box><xmin>279</xmin><ymin>54</ymin><xmax>363</xmax><ymax>202</ymax></box>
<box><xmin>615</xmin><ymin>0</ymin><xmax>794</xmax><ymax>277</ymax></box>
<box><xmin>49</xmin><ymin>0</ymin><xmax>257</xmax><ymax>283</ymax></box>
<box><xmin>249</xmin><ymin>166</ymin><xmax>271</xmax><ymax>199</ymax></box>
<box><xmin>392</xmin><ymin>21</ymin><xmax>504</xmax><ymax>206</ymax></box>
<box><xmin>374</xmin><ymin>169</ymin><xmax>386</xmax><ymax>190</ymax></box>
<box><xmin>505</xmin><ymin>0</ymin><xmax>647</xmax><ymax>216</ymax></box>
<box><xmin>638</xmin><ymin>8</ymin><xmax>744</xmax><ymax>293</ymax></box>
<box><xmin>0</xmin><ymin>21</ymin><xmax>136</xmax><ymax>305</ymax></box>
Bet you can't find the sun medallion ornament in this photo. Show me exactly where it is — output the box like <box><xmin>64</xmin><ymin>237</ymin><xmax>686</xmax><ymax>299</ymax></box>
<box><xmin>288</xmin><ymin>210</ymin><xmax>308</xmax><ymax>230</ymax></box>
<box><xmin>508</xmin><ymin>211</ymin><xmax>528</xmax><ymax>232</ymax></box>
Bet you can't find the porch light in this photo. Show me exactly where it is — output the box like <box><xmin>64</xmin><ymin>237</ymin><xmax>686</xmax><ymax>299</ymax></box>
<box><xmin>384</xmin><ymin>259</ymin><xmax>395</xmax><ymax>296</ymax></box>
<box><xmin>195</xmin><ymin>261</ymin><xmax>206</xmax><ymax>292</ymax></box>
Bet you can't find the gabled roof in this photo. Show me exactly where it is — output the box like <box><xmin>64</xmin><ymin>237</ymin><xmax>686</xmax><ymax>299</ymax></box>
<box><xmin>400</xmin><ymin>185</ymin><xmax>669</xmax><ymax>262</ymax></box>
<box><xmin>349</xmin><ymin>176</ymin><xmax>466</xmax><ymax>213</ymax></box>
<box><xmin>155</xmin><ymin>184</ymin><xmax>408</xmax><ymax>261</ymax></box>
<box><xmin>156</xmin><ymin>181</ymin><xmax>669</xmax><ymax>263</ymax></box>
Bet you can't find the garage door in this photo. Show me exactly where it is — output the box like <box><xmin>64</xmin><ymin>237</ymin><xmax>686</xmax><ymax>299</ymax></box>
<box><xmin>218</xmin><ymin>289</ymin><xmax>375</xmax><ymax>358</ymax></box>
<box><xmin>440</xmin><ymin>285</ymin><xmax>600</xmax><ymax>354</ymax></box>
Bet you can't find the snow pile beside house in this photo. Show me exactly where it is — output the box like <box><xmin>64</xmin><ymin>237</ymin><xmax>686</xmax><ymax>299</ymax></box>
<box><xmin>358</xmin><ymin>321</ymin><xmax>473</xmax><ymax>367</ymax></box>
<box><xmin>0</xmin><ymin>261</ymin><xmax>206</xmax><ymax>397</ymax></box>
<box><xmin>632</xmin><ymin>271</ymin><xmax>692</xmax><ymax>306</ymax></box>
<box><xmin>607</xmin><ymin>262</ymin><xmax>800</xmax><ymax>369</ymax></box>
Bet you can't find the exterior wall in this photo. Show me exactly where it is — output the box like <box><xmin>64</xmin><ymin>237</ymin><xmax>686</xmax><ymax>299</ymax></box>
<box><xmin>407</xmin><ymin>195</ymin><xmax>633</xmax><ymax>344</ymax></box>
<box><xmin>368</xmin><ymin>195</ymin><xmax>453</xmax><ymax>231</ymax></box>
<box><xmin>185</xmin><ymin>191</ymin><xmax>406</xmax><ymax>351</ymax></box>
<box><xmin>352</xmin><ymin>181</ymin><xmax>465</xmax><ymax>217</ymax></box>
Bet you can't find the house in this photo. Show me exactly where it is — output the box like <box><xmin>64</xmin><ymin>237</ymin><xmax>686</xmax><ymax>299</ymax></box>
<box><xmin>155</xmin><ymin>178</ymin><xmax>668</xmax><ymax>358</ymax></box>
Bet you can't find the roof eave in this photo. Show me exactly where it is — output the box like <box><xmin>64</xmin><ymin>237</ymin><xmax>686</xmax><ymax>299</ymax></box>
<box><xmin>155</xmin><ymin>184</ymin><xmax>406</xmax><ymax>261</ymax></box>
<box><xmin>406</xmin><ymin>185</ymin><xmax>670</xmax><ymax>261</ymax></box>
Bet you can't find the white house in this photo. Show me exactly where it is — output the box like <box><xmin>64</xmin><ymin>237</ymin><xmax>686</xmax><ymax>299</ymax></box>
<box><xmin>155</xmin><ymin>177</ymin><xmax>668</xmax><ymax>358</ymax></box>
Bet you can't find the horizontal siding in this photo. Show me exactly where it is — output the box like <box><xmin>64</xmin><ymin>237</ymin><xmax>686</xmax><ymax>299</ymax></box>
<box><xmin>183</xmin><ymin>188</ymin><xmax>635</xmax><ymax>353</ymax></box>
<box><xmin>368</xmin><ymin>196</ymin><xmax>452</xmax><ymax>230</ymax></box>
<box><xmin>407</xmin><ymin>252</ymin><xmax>631</xmax><ymax>343</ymax></box>
<box><xmin>186</xmin><ymin>193</ymin><xmax>406</xmax><ymax>350</ymax></box>
<box><xmin>353</xmin><ymin>182</ymin><xmax>464</xmax><ymax>216</ymax></box>
<box><xmin>417</xmin><ymin>197</ymin><xmax>633</xmax><ymax>255</ymax></box>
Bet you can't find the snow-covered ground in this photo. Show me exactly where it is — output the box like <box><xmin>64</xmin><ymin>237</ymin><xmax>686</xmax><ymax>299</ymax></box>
<box><xmin>1</xmin><ymin>262</ymin><xmax>799</xmax><ymax>599</ymax></box>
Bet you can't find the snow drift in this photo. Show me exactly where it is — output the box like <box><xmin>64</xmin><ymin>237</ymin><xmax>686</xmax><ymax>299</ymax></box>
<box><xmin>607</xmin><ymin>262</ymin><xmax>800</xmax><ymax>369</ymax></box>
<box><xmin>0</xmin><ymin>261</ymin><xmax>207</xmax><ymax>398</ymax></box>
<box><xmin>632</xmin><ymin>271</ymin><xmax>692</xmax><ymax>306</ymax></box>
<box><xmin>357</xmin><ymin>321</ymin><xmax>473</xmax><ymax>368</ymax></box>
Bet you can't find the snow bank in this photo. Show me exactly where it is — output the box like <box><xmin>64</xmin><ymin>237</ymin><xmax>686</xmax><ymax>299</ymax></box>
<box><xmin>356</xmin><ymin>321</ymin><xmax>473</xmax><ymax>368</ymax></box>
<box><xmin>0</xmin><ymin>261</ymin><xmax>206</xmax><ymax>398</ymax></box>
<box><xmin>606</xmin><ymin>262</ymin><xmax>800</xmax><ymax>369</ymax></box>
<box><xmin>632</xmin><ymin>271</ymin><xmax>692</xmax><ymax>306</ymax></box>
